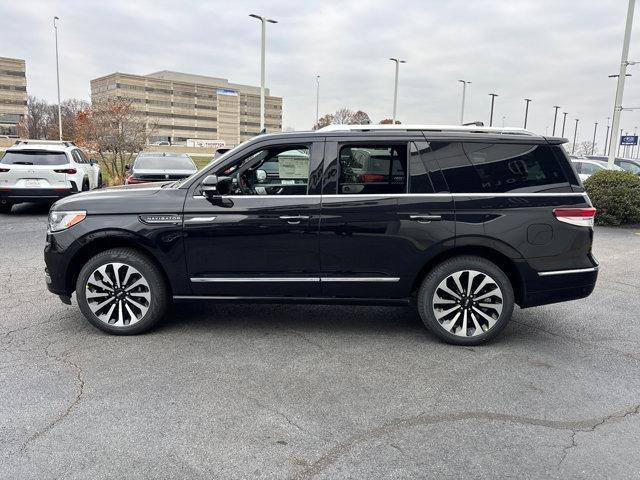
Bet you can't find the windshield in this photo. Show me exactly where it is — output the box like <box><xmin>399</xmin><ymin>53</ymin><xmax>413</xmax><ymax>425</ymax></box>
<box><xmin>1</xmin><ymin>150</ymin><xmax>68</xmax><ymax>165</ymax></box>
<box><xmin>134</xmin><ymin>156</ymin><xmax>196</xmax><ymax>170</ymax></box>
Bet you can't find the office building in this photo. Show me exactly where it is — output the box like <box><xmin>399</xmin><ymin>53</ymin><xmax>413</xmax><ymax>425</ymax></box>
<box><xmin>0</xmin><ymin>57</ymin><xmax>27</xmax><ymax>136</ymax></box>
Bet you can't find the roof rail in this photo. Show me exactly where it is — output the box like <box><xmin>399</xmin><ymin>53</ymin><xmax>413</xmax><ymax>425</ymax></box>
<box><xmin>317</xmin><ymin>124</ymin><xmax>538</xmax><ymax>136</ymax></box>
<box><xmin>14</xmin><ymin>139</ymin><xmax>76</xmax><ymax>147</ymax></box>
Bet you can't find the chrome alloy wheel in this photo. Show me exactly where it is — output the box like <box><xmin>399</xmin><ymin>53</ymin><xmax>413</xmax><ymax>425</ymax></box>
<box><xmin>85</xmin><ymin>262</ymin><xmax>151</xmax><ymax>327</ymax></box>
<box><xmin>432</xmin><ymin>269</ymin><xmax>503</xmax><ymax>337</ymax></box>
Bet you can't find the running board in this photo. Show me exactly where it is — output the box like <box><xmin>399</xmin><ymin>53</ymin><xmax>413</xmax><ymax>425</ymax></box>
<box><xmin>173</xmin><ymin>295</ymin><xmax>411</xmax><ymax>306</ymax></box>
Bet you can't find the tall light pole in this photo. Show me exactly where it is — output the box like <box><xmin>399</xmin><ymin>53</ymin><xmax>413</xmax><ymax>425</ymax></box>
<box><xmin>604</xmin><ymin>117</ymin><xmax>611</xmax><ymax>155</ymax></box>
<box><xmin>458</xmin><ymin>80</ymin><xmax>471</xmax><ymax>125</ymax></box>
<box><xmin>249</xmin><ymin>14</ymin><xmax>277</xmax><ymax>132</ymax></box>
<box><xmin>315</xmin><ymin>75</ymin><xmax>320</xmax><ymax>125</ymax></box>
<box><xmin>572</xmin><ymin>118</ymin><xmax>579</xmax><ymax>154</ymax></box>
<box><xmin>488</xmin><ymin>93</ymin><xmax>498</xmax><ymax>127</ymax></box>
<box><xmin>561</xmin><ymin>112</ymin><xmax>568</xmax><ymax>137</ymax></box>
<box><xmin>389</xmin><ymin>58</ymin><xmax>406</xmax><ymax>123</ymax></box>
<box><xmin>523</xmin><ymin>98</ymin><xmax>531</xmax><ymax>128</ymax></box>
<box><xmin>552</xmin><ymin>106</ymin><xmax>561</xmax><ymax>135</ymax></box>
<box><xmin>54</xmin><ymin>16</ymin><xmax>62</xmax><ymax>140</ymax></box>
<box><xmin>591</xmin><ymin>122</ymin><xmax>598</xmax><ymax>156</ymax></box>
<box><xmin>607</xmin><ymin>0</ymin><xmax>636</xmax><ymax>168</ymax></box>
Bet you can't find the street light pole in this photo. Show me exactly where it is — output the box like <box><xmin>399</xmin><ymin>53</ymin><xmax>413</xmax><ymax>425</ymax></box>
<box><xmin>604</xmin><ymin>117</ymin><xmax>611</xmax><ymax>155</ymax></box>
<box><xmin>607</xmin><ymin>0</ymin><xmax>635</xmax><ymax>168</ymax></box>
<box><xmin>249</xmin><ymin>14</ymin><xmax>277</xmax><ymax>132</ymax></box>
<box><xmin>488</xmin><ymin>93</ymin><xmax>498</xmax><ymax>127</ymax></box>
<box><xmin>315</xmin><ymin>75</ymin><xmax>320</xmax><ymax>125</ymax></box>
<box><xmin>552</xmin><ymin>106</ymin><xmax>560</xmax><ymax>135</ymax></box>
<box><xmin>54</xmin><ymin>16</ymin><xmax>62</xmax><ymax>140</ymax></box>
<box><xmin>523</xmin><ymin>98</ymin><xmax>531</xmax><ymax>128</ymax></box>
<box><xmin>561</xmin><ymin>112</ymin><xmax>568</xmax><ymax>137</ymax></box>
<box><xmin>572</xmin><ymin>119</ymin><xmax>579</xmax><ymax>154</ymax></box>
<box><xmin>390</xmin><ymin>58</ymin><xmax>406</xmax><ymax>123</ymax></box>
<box><xmin>591</xmin><ymin>122</ymin><xmax>598</xmax><ymax>155</ymax></box>
<box><xmin>458</xmin><ymin>80</ymin><xmax>471</xmax><ymax>125</ymax></box>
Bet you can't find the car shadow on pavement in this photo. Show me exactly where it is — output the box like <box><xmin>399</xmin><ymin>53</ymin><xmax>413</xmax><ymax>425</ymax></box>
<box><xmin>4</xmin><ymin>202</ymin><xmax>52</xmax><ymax>216</ymax></box>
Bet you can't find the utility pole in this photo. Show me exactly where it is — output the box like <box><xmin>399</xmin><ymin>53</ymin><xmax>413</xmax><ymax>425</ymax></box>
<box><xmin>552</xmin><ymin>106</ymin><xmax>560</xmax><ymax>135</ymax></box>
<box><xmin>389</xmin><ymin>58</ymin><xmax>406</xmax><ymax>123</ymax></box>
<box><xmin>458</xmin><ymin>80</ymin><xmax>471</xmax><ymax>125</ymax></box>
<box><xmin>54</xmin><ymin>16</ymin><xmax>62</xmax><ymax>140</ymax></box>
<box><xmin>604</xmin><ymin>117</ymin><xmax>611</xmax><ymax>155</ymax></box>
<box><xmin>249</xmin><ymin>14</ymin><xmax>277</xmax><ymax>132</ymax></box>
<box><xmin>523</xmin><ymin>98</ymin><xmax>531</xmax><ymax>128</ymax></box>
<box><xmin>561</xmin><ymin>112</ymin><xmax>568</xmax><ymax>137</ymax></box>
<box><xmin>591</xmin><ymin>122</ymin><xmax>598</xmax><ymax>156</ymax></box>
<box><xmin>618</xmin><ymin>128</ymin><xmax>623</xmax><ymax>157</ymax></box>
<box><xmin>488</xmin><ymin>93</ymin><xmax>498</xmax><ymax>127</ymax></box>
<box><xmin>607</xmin><ymin>0</ymin><xmax>635</xmax><ymax>168</ymax></box>
<box><xmin>315</xmin><ymin>75</ymin><xmax>320</xmax><ymax>125</ymax></box>
<box><xmin>572</xmin><ymin>119</ymin><xmax>579</xmax><ymax>154</ymax></box>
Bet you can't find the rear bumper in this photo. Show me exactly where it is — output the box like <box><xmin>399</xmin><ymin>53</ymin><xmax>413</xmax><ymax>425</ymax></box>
<box><xmin>0</xmin><ymin>187</ymin><xmax>76</xmax><ymax>203</ymax></box>
<box><xmin>519</xmin><ymin>263</ymin><xmax>599</xmax><ymax>308</ymax></box>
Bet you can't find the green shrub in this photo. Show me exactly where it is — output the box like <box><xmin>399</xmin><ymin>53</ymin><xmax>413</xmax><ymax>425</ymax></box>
<box><xmin>584</xmin><ymin>170</ymin><xmax>640</xmax><ymax>226</ymax></box>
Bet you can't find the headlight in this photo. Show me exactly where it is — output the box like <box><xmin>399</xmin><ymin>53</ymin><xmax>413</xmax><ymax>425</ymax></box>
<box><xmin>48</xmin><ymin>210</ymin><xmax>87</xmax><ymax>232</ymax></box>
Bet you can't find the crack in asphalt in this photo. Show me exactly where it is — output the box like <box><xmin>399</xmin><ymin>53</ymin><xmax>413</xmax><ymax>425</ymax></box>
<box><xmin>558</xmin><ymin>404</ymin><xmax>640</xmax><ymax>467</ymax></box>
<box><xmin>293</xmin><ymin>406</ymin><xmax>640</xmax><ymax>480</ymax></box>
<box><xmin>243</xmin><ymin>393</ymin><xmax>316</xmax><ymax>438</ymax></box>
<box><xmin>18</xmin><ymin>340</ymin><xmax>86</xmax><ymax>457</ymax></box>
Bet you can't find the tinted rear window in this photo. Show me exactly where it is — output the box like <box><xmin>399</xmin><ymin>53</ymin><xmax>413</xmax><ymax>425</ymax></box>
<box><xmin>134</xmin><ymin>156</ymin><xmax>195</xmax><ymax>170</ymax></box>
<box><xmin>432</xmin><ymin>142</ymin><xmax>569</xmax><ymax>193</ymax></box>
<box><xmin>1</xmin><ymin>151</ymin><xmax>68</xmax><ymax>166</ymax></box>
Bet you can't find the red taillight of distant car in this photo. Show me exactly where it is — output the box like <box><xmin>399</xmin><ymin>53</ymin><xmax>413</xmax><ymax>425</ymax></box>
<box><xmin>0</xmin><ymin>168</ymin><xmax>9</xmax><ymax>173</ymax></box>
<box><xmin>553</xmin><ymin>207</ymin><xmax>596</xmax><ymax>227</ymax></box>
<box><xmin>361</xmin><ymin>174</ymin><xmax>386</xmax><ymax>182</ymax></box>
<box><xmin>126</xmin><ymin>175</ymin><xmax>147</xmax><ymax>184</ymax></box>
<box><xmin>53</xmin><ymin>168</ymin><xmax>77</xmax><ymax>174</ymax></box>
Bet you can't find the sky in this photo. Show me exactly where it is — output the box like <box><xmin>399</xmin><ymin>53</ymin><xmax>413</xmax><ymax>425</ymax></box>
<box><xmin>3</xmin><ymin>0</ymin><xmax>640</xmax><ymax>151</ymax></box>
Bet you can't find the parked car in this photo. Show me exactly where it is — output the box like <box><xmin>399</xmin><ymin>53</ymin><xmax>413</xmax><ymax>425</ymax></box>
<box><xmin>615</xmin><ymin>158</ymin><xmax>640</xmax><ymax>175</ymax></box>
<box><xmin>571</xmin><ymin>158</ymin><xmax>622</xmax><ymax>181</ymax></box>
<box><xmin>44</xmin><ymin>125</ymin><xmax>598</xmax><ymax>345</ymax></box>
<box><xmin>125</xmin><ymin>152</ymin><xmax>197</xmax><ymax>184</ymax></box>
<box><xmin>0</xmin><ymin>140</ymin><xmax>101</xmax><ymax>213</ymax></box>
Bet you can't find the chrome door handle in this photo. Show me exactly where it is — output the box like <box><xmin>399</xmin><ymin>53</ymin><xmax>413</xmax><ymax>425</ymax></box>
<box><xmin>279</xmin><ymin>215</ymin><xmax>310</xmax><ymax>224</ymax></box>
<box><xmin>409</xmin><ymin>215</ymin><xmax>442</xmax><ymax>223</ymax></box>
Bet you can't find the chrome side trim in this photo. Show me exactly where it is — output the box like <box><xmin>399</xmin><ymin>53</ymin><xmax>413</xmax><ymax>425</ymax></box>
<box><xmin>537</xmin><ymin>267</ymin><xmax>598</xmax><ymax>277</ymax></box>
<box><xmin>320</xmin><ymin>277</ymin><xmax>400</xmax><ymax>282</ymax></box>
<box><xmin>189</xmin><ymin>276</ymin><xmax>401</xmax><ymax>283</ymax></box>
<box><xmin>192</xmin><ymin>192</ymin><xmax>586</xmax><ymax>200</ymax></box>
<box><xmin>190</xmin><ymin>277</ymin><xmax>320</xmax><ymax>283</ymax></box>
<box><xmin>184</xmin><ymin>216</ymin><xmax>217</xmax><ymax>223</ymax></box>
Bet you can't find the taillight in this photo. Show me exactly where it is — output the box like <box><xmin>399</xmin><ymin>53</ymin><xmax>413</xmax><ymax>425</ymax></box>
<box><xmin>53</xmin><ymin>168</ymin><xmax>77</xmax><ymax>174</ymax></box>
<box><xmin>553</xmin><ymin>207</ymin><xmax>596</xmax><ymax>227</ymax></box>
<box><xmin>361</xmin><ymin>174</ymin><xmax>386</xmax><ymax>182</ymax></box>
<box><xmin>126</xmin><ymin>175</ymin><xmax>146</xmax><ymax>184</ymax></box>
<box><xmin>0</xmin><ymin>168</ymin><xmax>9</xmax><ymax>173</ymax></box>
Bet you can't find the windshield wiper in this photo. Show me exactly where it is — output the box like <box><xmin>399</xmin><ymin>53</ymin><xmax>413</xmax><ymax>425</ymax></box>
<box><xmin>12</xmin><ymin>162</ymin><xmax>33</xmax><ymax>165</ymax></box>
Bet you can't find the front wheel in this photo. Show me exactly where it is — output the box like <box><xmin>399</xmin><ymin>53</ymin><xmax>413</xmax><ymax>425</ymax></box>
<box><xmin>417</xmin><ymin>256</ymin><xmax>514</xmax><ymax>346</ymax></box>
<box><xmin>76</xmin><ymin>248</ymin><xmax>169</xmax><ymax>334</ymax></box>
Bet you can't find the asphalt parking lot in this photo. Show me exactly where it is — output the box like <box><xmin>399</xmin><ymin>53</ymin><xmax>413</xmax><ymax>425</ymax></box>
<box><xmin>1</xmin><ymin>203</ymin><xmax>639</xmax><ymax>479</ymax></box>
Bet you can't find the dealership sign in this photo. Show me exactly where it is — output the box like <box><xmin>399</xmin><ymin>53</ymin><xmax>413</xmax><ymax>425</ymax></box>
<box><xmin>620</xmin><ymin>135</ymin><xmax>638</xmax><ymax>145</ymax></box>
<box><xmin>217</xmin><ymin>88</ymin><xmax>238</xmax><ymax>96</ymax></box>
<box><xmin>186</xmin><ymin>139</ymin><xmax>226</xmax><ymax>149</ymax></box>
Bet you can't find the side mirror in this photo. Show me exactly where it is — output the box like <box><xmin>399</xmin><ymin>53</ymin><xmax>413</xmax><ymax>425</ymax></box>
<box><xmin>124</xmin><ymin>164</ymin><xmax>131</xmax><ymax>171</ymax></box>
<box><xmin>201</xmin><ymin>174</ymin><xmax>232</xmax><ymax>198</ymax></box>
<box><xmin>90</xmin><ymin>158</ymin><xmax>97</xmax><ymax>166</ymax></box>
<box><xmin>256</xmin><ymin>169</ymin><xmax>267</xmax><ymax>183</ymax></box>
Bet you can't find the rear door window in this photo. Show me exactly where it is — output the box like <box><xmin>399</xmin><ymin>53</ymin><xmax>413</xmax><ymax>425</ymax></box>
<box><xmin>338</xmin><ymin>144</ymin><xmax>407</xmax><ymax>194</ymax></box>
<box><xmin>0</xmin><ymin>151</ymin><xmax>68</xmax><ymax>166</ymax></box>
<box><xmin>431</xmin><ymin>142</ymin><xmax>570</xmax><ymax>193</ymax></box>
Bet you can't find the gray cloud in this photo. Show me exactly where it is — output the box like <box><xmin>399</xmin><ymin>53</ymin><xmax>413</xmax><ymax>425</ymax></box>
<box><xmin>2</xmin><ymin>0</ymin><xmax>640</xmax><ymax>149</ymax></box>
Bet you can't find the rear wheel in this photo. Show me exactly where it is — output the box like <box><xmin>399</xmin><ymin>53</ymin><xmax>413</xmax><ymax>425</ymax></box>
<box><xmin>417</xmin><ymin>256</ymin><xmax>514</xmax><ymax>345</ymax></box>
<box><xmin>0</xmin><ymin>201</ymin><xmax>12</xmax><ymax>213</ymax></box>
<box><xmin>75</xmin><ymin>248</ymin><xmax>169</xmax><ymax>334</ymax></box>
<box><xmin>82</xmin><ymin>178</ymin><xmax>90</xmax><ymax>191</ymax></box>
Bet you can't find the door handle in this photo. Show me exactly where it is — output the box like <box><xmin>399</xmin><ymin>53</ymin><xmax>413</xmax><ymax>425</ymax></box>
<box><xmin>409</xmin><ymin>215</ymin><xmax>442</xmax><ymax>223</ymax></box>
<box><xmin>279</xmin><ymin>215</ymin><xmax>310</xmax><ymax>224</ymax></box>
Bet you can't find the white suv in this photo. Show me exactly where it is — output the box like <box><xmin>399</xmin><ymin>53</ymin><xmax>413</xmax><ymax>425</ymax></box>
<box><xmin>0</xmin><ymin>140</ymin><xmax>101</xmax><ymax>213</ymax></box>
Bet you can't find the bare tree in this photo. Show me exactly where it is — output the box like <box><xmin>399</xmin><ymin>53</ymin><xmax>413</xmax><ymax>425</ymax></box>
<box><xmin>312</xmin><ymin>108</ymin><xmax>371</xmax><ymax>130</ymax></box>
<box><xmin>48</xmin><ymin>98</ymin><xmax>90</xmax><ymax>141</ymax></box>
<box><xmin>18</xmin><ymin>96</ymin><xmax>50</xmax><ymax>139</ymax></box>
<box><xmin>570</xmin><ymin>141</ymin><xmax>597</xmax><ymax>157</ymax></box>
<box><xmin>77</xmin><ymin>98</ymin><xmax>153</xmax><ymax>184</ymax></box>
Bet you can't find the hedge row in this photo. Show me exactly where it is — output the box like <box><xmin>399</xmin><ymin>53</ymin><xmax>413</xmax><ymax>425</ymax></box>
<box><xmin>584</xmin><ymin>170</ymin><xmax>640</xmax><ymax>226</ymax></box>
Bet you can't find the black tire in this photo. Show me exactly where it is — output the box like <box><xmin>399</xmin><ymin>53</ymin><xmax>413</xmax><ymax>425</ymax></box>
<box><xmin>82</xmin><ymin>178</ymin><xmax>90</xmax><ymax>191</ymax></box>
<box><xmin>0</xmin><ymin>201</ymin><xmax>12</xmax><ymax>213</ymax></box>
<box><xmin>97</xmin><ymin>174</ymin><xmax>103</xmax><ymax>188</ymax></box>
<box><xmin>417</xmin><ymin>255</ymin><xmax>514</xmax><ymax>346</ymax></box>
<box><xmin>75</xmin><ymin>248</ymin><xmax>169</xmax><ymax>334</ymax></box>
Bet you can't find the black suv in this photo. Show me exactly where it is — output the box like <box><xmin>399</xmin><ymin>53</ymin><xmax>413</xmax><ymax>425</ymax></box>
<box><xmin>44</xmin><ymin>125</ymin><xmax>598</xmax><ymax>345</ymax></box>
